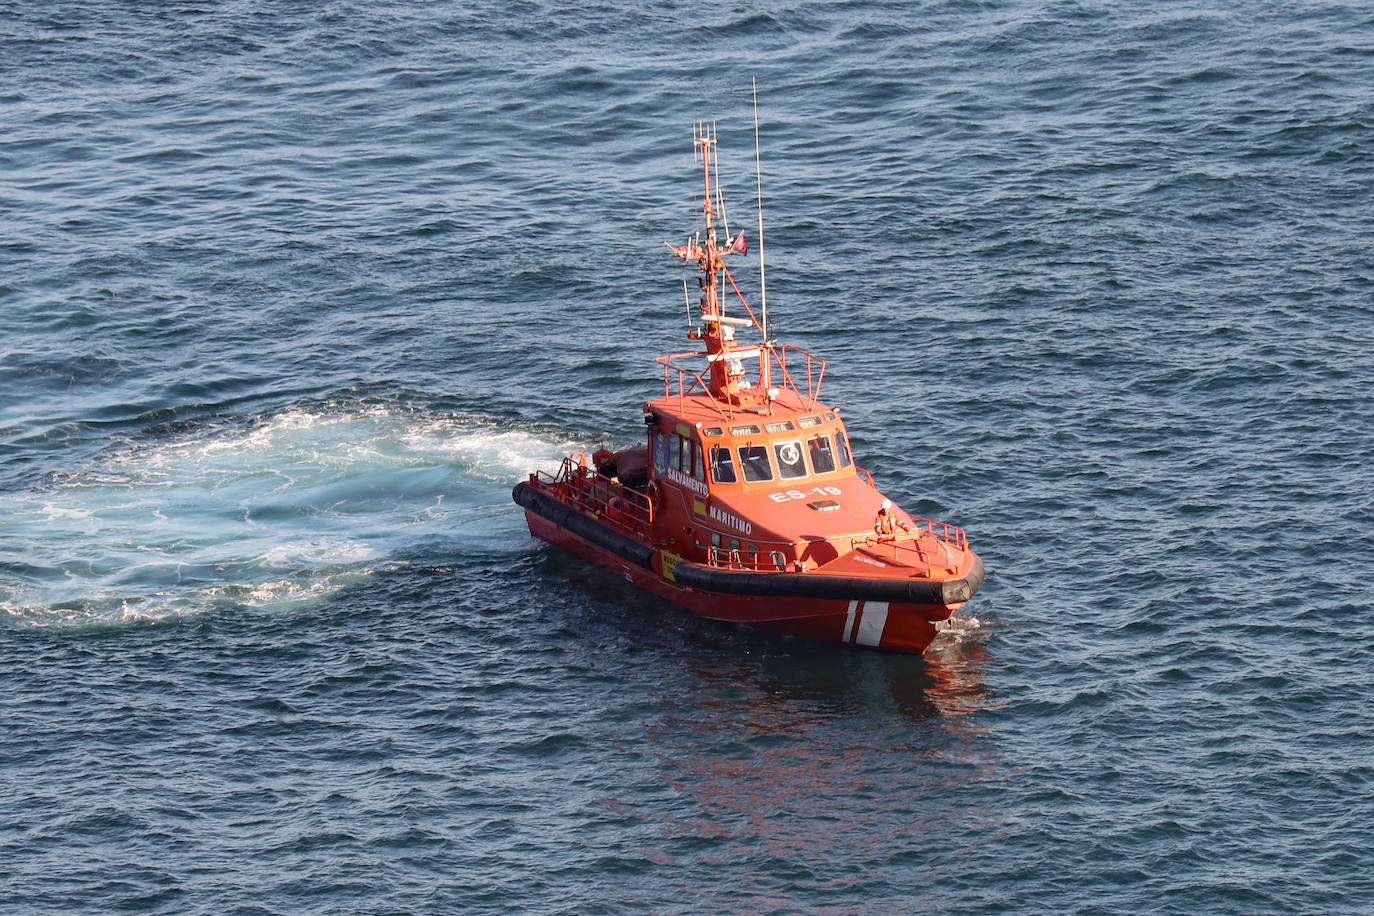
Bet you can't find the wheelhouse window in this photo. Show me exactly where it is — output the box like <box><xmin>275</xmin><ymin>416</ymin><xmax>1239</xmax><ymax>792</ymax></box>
<box><xmin>773</xmin><ymin>440</ymin><xmax>807</xmax><ymax>479</ymax></box>
<box><xmin>738</xmin><ymin>445</ymin><xmax>774</xmax><ymax>482</ymax></box>
<box><xmin>834</xmin><ymin>431</ymin><xmax>853</xmax><ymax>468</ymax></box>
<box><xmin>658</xmin><ymin>432</ymin><xmax>707</xmax><ymax>481</ymax></box>
<box><xmin>806</xmin><ymin>435</ymin><xmax>836</xmax><ymax>473</ymax></box>
<box><xmin>710</xmin><ymin>445</ymin><xmax>737</xmax><ymax>483</ymax></box>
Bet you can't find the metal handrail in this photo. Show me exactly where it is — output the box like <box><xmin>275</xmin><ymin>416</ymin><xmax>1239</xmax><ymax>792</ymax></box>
<box><xmin>852</xmin><ymin>520</ymin><xmax>968</xmax><ymax>569</ymax></box>
<box><xmin>536</xmin><ymin>458</ymin><xmax>654</xmax><ymax>540</ymax></box>
<box><xmin>707</xmin><ymin>546</ymin><xmax>789</xmax><ymax>571</ymax></box>
<box><xmin>767</xmin><ymin>343</ymin><xmax>827</xmax><ymax>406</ymax></box>
<box><xmin>654</xmin><ymin>341</ymin><xmax>828</xmax><ymax>417</ymax></box>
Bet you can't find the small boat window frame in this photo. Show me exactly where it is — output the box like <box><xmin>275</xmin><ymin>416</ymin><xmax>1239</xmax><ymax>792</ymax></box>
<box><xmin>797</xmin><ymin>415</ymin><xmax>823</xmax><ymax>429</ymax></box>
<box><xmin>656</xmin><ymin>428</ymin><xmax>710</xmax><ymax>483</ymax></box>
<box><xmin>709</xmin><ymin>444</ymin><xmax>737</xmax><ymax>484</ymax></box>
<box><xmin>806</xmin><ymin>434</ymin><xmax>836</xmax><ymax>474</ymax></box>
<box><xmin>834</xmin><ymin>430</ymin><xmax>853</xmax><ymax>469</ymax></box>
<box><xmin>738</xmin><ymin>444</ymin><xmax>774</xmax><ymax>482</ymax></box>
<box><xmin>773</xmin><ymin>439</ymin><xmax>807</xmax><ymax>479</ymax></box>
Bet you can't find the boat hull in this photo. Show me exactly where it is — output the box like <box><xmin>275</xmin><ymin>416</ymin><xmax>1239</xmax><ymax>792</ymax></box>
<box><xmin>515</xmin><ymin>481</ymin><xmax>983</xmax><ymax>654</ymax></box>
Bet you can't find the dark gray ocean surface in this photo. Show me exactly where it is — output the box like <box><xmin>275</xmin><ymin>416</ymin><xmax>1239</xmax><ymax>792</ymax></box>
<box><xmin>4</xmin><ymin>0</ymin><xmax>1373</xmax><ymax>912</ymax></box>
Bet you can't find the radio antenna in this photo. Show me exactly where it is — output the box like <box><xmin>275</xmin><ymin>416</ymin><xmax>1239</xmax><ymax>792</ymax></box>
<box><xmin>752</xmin><ymin>77</ymin><xmax>771</xmax><ymax>390</ymax></box>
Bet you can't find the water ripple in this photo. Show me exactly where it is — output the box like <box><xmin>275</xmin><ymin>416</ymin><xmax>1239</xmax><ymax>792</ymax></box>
<box><xmin>4</xmin><ymin>0</ymin><xmax>1374</xmax><ymax>912</ymax></box>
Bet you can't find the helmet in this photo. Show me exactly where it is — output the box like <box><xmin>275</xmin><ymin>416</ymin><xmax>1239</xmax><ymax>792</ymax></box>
<box><xmin>881</xmin><ymin>499</ymin><xmax>891</xmax><ymax>510</ymax></box>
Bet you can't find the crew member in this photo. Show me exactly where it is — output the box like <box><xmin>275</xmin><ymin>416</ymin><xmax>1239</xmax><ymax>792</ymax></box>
<box><xmin>874</xmin><ymin>500</ymin><xmax>897</xmax><ymax>537</ymax></box>
<box><xmin>874</xmin><ymin>499</ymin><xmax>909</xmax><ymax>539</ymax></box>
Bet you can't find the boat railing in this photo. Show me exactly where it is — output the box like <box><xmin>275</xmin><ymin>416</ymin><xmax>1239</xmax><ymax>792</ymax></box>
<box><xmin>853</xmin><ymin>464</ymin><xmax>875</xmax><ymax>487</ymax></box>
<box><xmin>654</xmin><ymin>341</ymin><xmax>829</xmax><ymax>416</ymax></box>
<box><xmin>852</xmin><ymin>518</ymin><xmax>969</xmax><ymax>571</ymax></box>
<box><xmin>766</xmin><ymin>343</ymin><xmax>827</xmax><ymax>407</ymax></box>
<box><xmin>655</xmin><ymin>353</ymin><xmax>729</xmax><ymax>420</ymax></box>
<box><xmin>909</xmin><ymin>517</ymin><xmax>969</xmax><ymax>552</ymax></box>
<box><xmin>707</xmin><ymin>546</ymin><xmax>790</xmax><ymax>572</ymax></box>
<box><xmin>535</xmin><ymin>455</ymin><xmax>654</xmax><ymax>540</ymax></box>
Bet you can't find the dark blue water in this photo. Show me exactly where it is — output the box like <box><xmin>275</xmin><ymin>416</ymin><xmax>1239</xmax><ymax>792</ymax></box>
<box><xmin>4</xmin><ymin>1</ymin><xmax>1374</xmax><ymax>911</ymax></box>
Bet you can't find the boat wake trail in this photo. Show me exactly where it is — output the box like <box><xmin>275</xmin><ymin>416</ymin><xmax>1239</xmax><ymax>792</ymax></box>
<box><xmin>0</xmin><ymin>405</ymin><xmax>572</xmax><ymax>627</ymax></box>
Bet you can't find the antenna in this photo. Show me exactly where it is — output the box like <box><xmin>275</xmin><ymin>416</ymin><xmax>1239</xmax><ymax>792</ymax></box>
<box><xmin>752</xmin><ymin>77</ymin><xmax>770</xmax><ymax>390</ymax></box>
<box><xmin>713</xmin><ymin>121</ymin><xmax>729</xmax><ymax>240</ymax></box>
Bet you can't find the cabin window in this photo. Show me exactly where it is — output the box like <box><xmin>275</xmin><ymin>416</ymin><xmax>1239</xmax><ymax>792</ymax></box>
<box><xmin>710</xmin><ymin>445</ymin><xmax>737</xmax><ymax>483</ymax></box>
<box><xmin>798</xmin><ymin>415</ymin><xmax>823</xmax><ymax>429</ymax></box>
<box><xmin>773</xmin><ymin>440</ymin><xmax>807</xmax><ymax>479</ymax></box>
<box><xmin>834</xmin><ymin>431</ymin><xmax>853</xmax><ymax>468</ymax></box>
<box><xmin>703</xmin><ymin>426</ymin><xmax>723</xmax><ymax>437</ymax></box>
<box><xmin>665</xmin><ymin>433</ymin><xmax>707</xmax><ymax>481</ymax></box>
<box><xmin>806</xmin><ymin>435</ymin><xmax>836</xmax><ymax>473</ymax></box>
<box><xmin>764</xmin><ymin>420</ymin><xmax>795</xmax><ymax>433</ymax></box>
<box><xmin>729</xmin><ymin>423</ymin><xmax>761</xmax><ymax>436</ymax></box>
<box><xmin>738</xmin><ymin>445</ymin><xmax>774</xmax><ymax>482</ymax></box>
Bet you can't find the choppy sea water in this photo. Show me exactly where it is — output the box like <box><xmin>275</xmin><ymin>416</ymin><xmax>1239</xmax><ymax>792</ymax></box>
<box><xmin>4</xmin><ymin>1</ymin><xmax>1374</xmax><ymax>912</ymax></box>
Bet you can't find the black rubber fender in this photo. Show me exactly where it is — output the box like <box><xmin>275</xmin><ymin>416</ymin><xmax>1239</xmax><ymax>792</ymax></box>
<box><xmin>514</xmin><ymin>481</ymin><xmax>985</xmax><ymax>605</ymax></box>
<box><xmin>513</xmin><ymin>482</ymin><xmax>656</xmax><ymax>569</ymax></box>
<box><xmin>671</xmin><ymin>553</ymin><xmax>984</xmax><ymax>605</ymax></box>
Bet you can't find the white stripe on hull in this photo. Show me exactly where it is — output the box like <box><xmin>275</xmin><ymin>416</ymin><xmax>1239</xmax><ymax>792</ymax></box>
<box><xmin>854</xmin><ymin>601</ymin><xmax>889</xmax><ymax>647</ymax></box>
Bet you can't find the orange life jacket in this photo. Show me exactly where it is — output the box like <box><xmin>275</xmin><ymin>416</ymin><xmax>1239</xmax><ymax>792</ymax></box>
<box><xmin>876</xmin><ymin>511</ymin><xmax>896</xmax><ymax>536</ymax></box>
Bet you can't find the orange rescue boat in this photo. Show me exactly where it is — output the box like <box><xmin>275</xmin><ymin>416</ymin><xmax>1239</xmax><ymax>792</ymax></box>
<box><xmin>514</xmin><ymin>122</ymin><xmax>983</xmax><ymax>654</ymax></box>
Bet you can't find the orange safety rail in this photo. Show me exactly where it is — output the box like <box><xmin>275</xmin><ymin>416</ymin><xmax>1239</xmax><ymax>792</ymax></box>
<box><xmin>655</xmin><ymin>352</ymin><xmax>731</xmax><ymax>420</ymax></box>
<box><xmin>533</xmin><ymin>457</ymin><xmax>655</xmax><ymax>541</ymax></box>
<box><xmin>914</xmin><ymin>517</ymin><xmax>970</xmax><ymax>552</ymax></box>
<box><xmin>708</xmin><ymin>545</ymin><xmax>790</xmax><ymax>572</ymax></box>
<box><xmin>700</xmin><ymin>265</ymin><xmax>828</xmax><ymax>408</ymax></box>
<box><xmin>767</xmin><ymin>343</ymin><xmax>827</xmax><ymax>407</ymax></box>
<box><xmin>851</xmin><ymin>518</ymin><xmax>970</xmax><ymax>570</ymax></box>
<box><xmin>655</xmin><ymin>342</ymin><xmax>829</xmax><ymax>417</ymax></box>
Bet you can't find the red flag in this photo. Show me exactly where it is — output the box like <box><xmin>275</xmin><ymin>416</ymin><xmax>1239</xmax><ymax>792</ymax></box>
<box><xmin>729</xmin><ymin>230</ymin><xmax>748</xmax><ymax>255</ymax></box>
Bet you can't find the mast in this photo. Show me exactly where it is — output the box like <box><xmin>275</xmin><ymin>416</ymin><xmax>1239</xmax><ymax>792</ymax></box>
<box><xmin>667</xmin><ymin>123</ymin><xmax>760</xmax><ymax>404</ymax></box>
<box><xmin>658</xmin><ymin>113</ymin><xmax>830</xmax><ymax>415</ymax></box>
